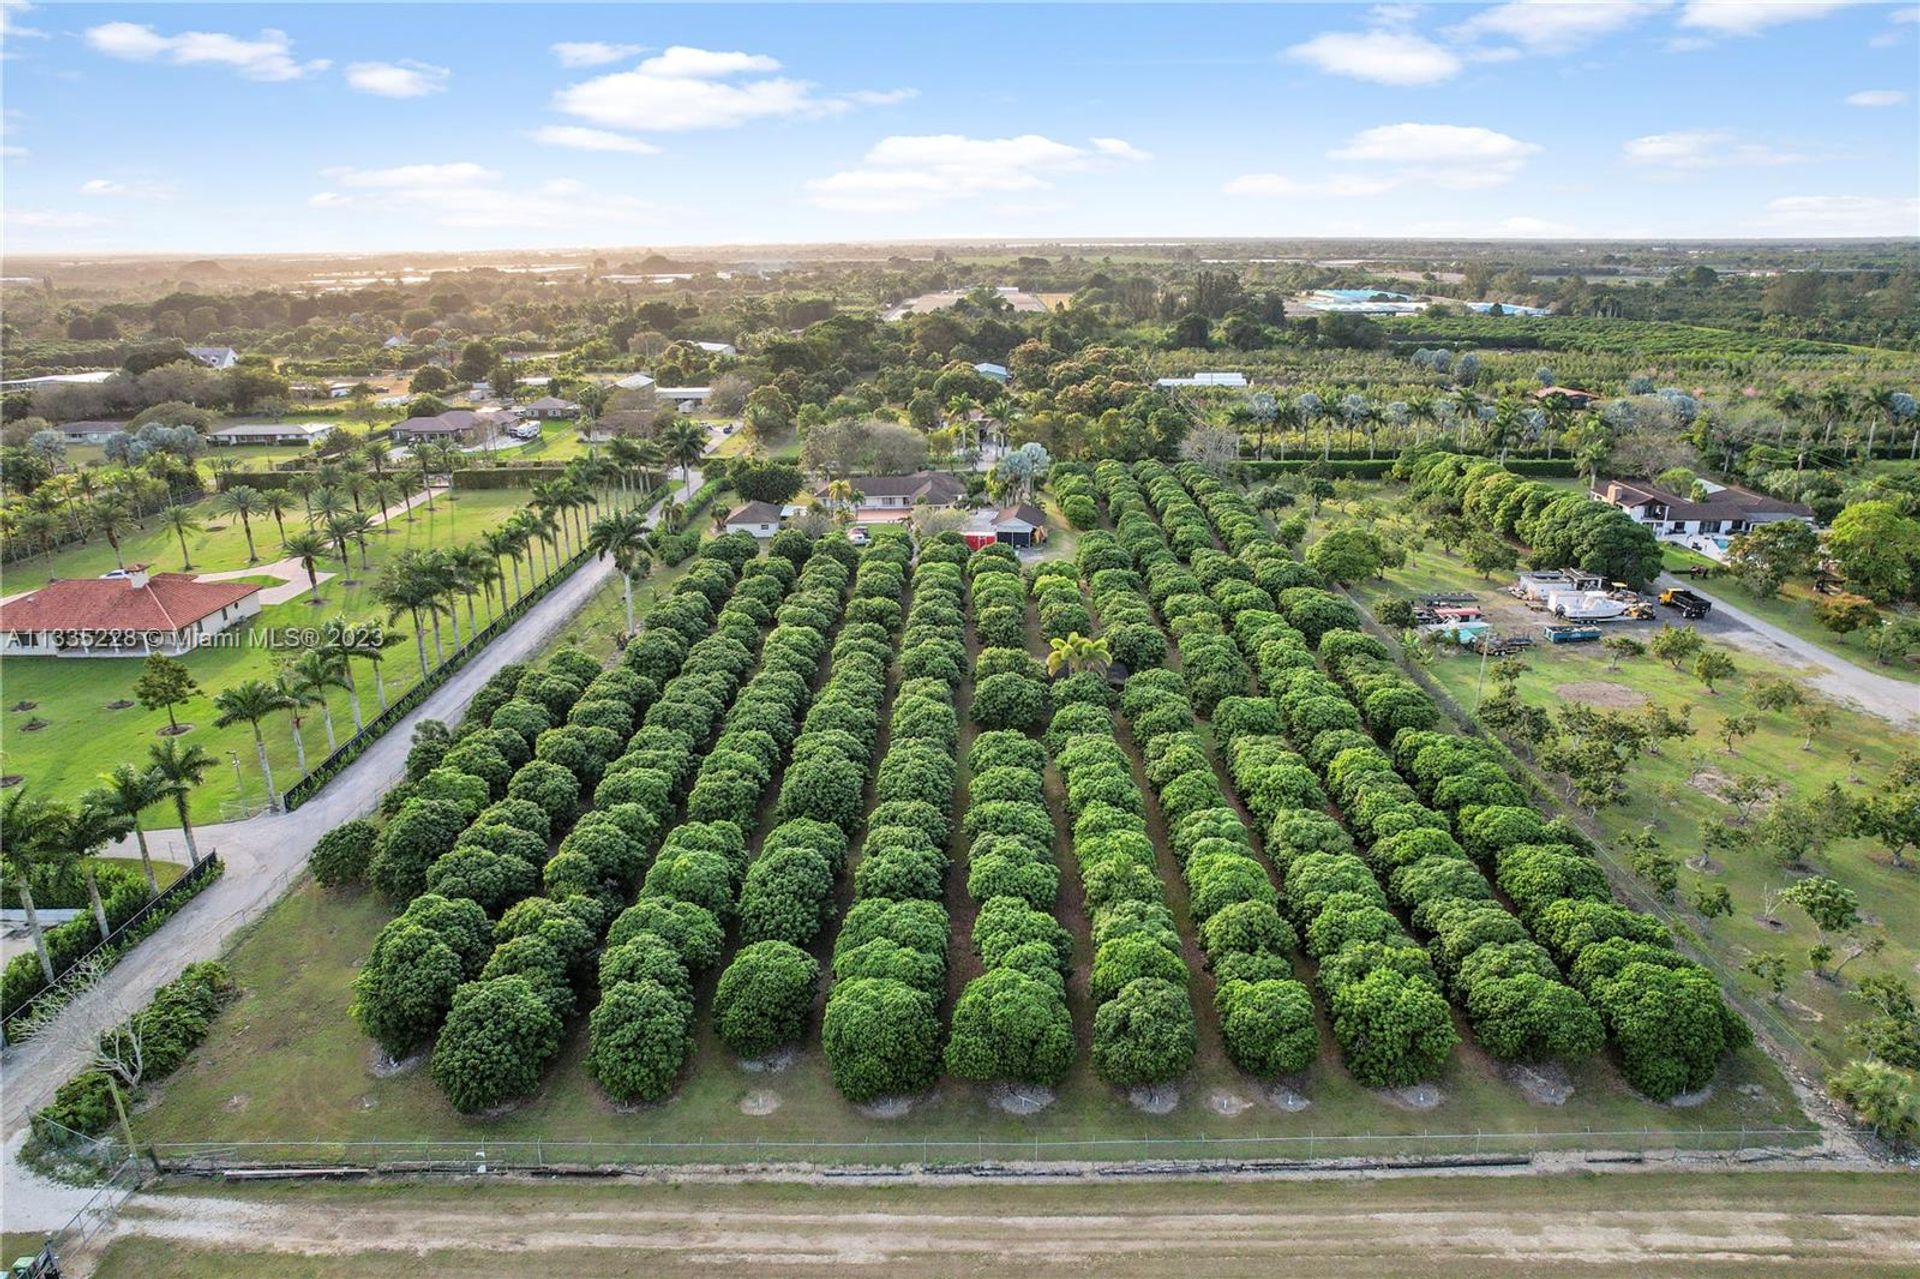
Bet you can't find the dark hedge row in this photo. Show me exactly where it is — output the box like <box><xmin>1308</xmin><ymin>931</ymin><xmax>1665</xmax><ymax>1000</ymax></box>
<box><xmin>821</xmin><ymin>534</ymin><xmax>969</xmax><ymax>1101</ymax></box>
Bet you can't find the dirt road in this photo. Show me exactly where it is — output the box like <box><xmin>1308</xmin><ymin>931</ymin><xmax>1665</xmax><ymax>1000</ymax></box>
<box><xmin>77</xmin><ymin>1172</ymin><xmax>1920</xmax><ymax>1277</ymax></box>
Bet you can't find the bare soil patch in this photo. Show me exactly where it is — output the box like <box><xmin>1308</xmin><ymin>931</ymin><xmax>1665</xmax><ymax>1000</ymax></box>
<box><xmin>219</xmin><ymin>1093</ymin><xmax>250</xmax><ymax>1114</ymax></box>
<box><xmin>1206</xmin><ymin>1089</ymin><xmax>1253</xmax><ymax>1117</ymax></box>
<box><xmin>1128</xmin><ymin>1084</ymin><xmax>1180</xmax><ymax>1114</ymax></box>
<box><xmin>105</xmin><ymin>699</ymin><xmax>136</xmax><ymax>710</ymax></box>
<box><xmin>738</xmin><ymin>1090</ymin><xmax>781</xmax><ymax>1116</ymax></box>
<box><xmin>1553</xmin><ymin>681</ymin><xmax>1647</xmax><ymax>710</ymax></box>
<box><xmin>1505</xmin><ymin>1062</ymin><xmax>1573</xmax><ymax>1106</ymax></box>
<box><xmin>737</xmin><ymin>1047</ymin><xmax>797</xmax><ymax>1074</ymax></box>
<box><xmin>1665</xmin><ymin>1085</ymin><xmax>1715</xmax><ymax>1109</ymax></box>
<box><xmin>367</xmin><ymin>1048</ymin><xmax>425</xmax><ymax>1079</ymax></box>
<box><xmin>1263</xmin><ymin>1082</ymin><xmax>1312</xmax><ymax>1112</ymax></box>
<box><xmin>988</xmin><ymin>1083</ymin><xmax>1055</xmax><ymax>1116</ymax></box>
<box><xmin>19</xmin><ymin>719</ymin><xmax>48</xmax><ymax>733</ymax></box>
<box><xmin>0</xmin><ymin>775</ymin><xmax>22</xmax><ymax>789</ymax></box>
<box><xmin>1378</xmin><ymin>1084</ymin><xmax>1445</xmax><ymax>1111</ymax></box>
<box><xmin>856</xmin><ymin>1092</ymin><xmax>935</xmax><ymax>1120</ymax></box>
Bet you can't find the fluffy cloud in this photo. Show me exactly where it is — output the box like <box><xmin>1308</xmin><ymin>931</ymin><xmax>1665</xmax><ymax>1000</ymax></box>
<box><xmin>1757</xmin><ymin>194</ymin><xmax>1920</xmax><ymax>235</ymax></box>
<box><xmin>549</xmin><ymin>41</ymin><xmax>647</xmax><ymax>68</ymax></box>
<box><xmin>1226</xmin><ymin>122</ymin><xmax>1540</xmax><ymax>198</ymax></box>
<box><xmin>3</xmin><ymin>1</ymin><xmax>47</xmax><ymax>42</ymax></box>
<box><xmin>345</xmin><ymin>60</ymin><xmax>450</xmax><ymax>98</ymax></box>
<box><xmin>309</xmin><ymin>162</ymin><xmax>654</xmax><ymax>229</ymax></box>
<box><xmin>805</xmin><ymin>133</ymin><xmax>1149</xmax><ymax>213</ymax></box>
<box><xmin>1448</xmin><ymin>1</ymin><xmax>1669</xmax><ymax>54</ymax></box>
<box><xmin>1284</xmin><ymin>29</ymin><xmax>1462</xmax><ymax>85</ymax></box>
<box><xmin>527</xmin><ymin>125</ymin><xmax>661</xmax><ymax>155</ymax></box>
<box><xmin>1844</xmin><ymin>89</ymin><xmax>1908</xmax><ymax>106</ymax></box>
<box><xmin>553</xmin><ymin>45</ymin><xmax>901</xmax><ymax>132</ymax></box>
<box><xmin>83</xmin><ymin>21</ymin><xmax>328</xmax><ymax>81</ymax></box>
<box><xmin>78</xmin><ymin>178</ymin><xmax>170</xmax><ymax>198</ymax></box>
<box><xmin>1622</xmin><ymin>128</ymin><xmax>1803</xmax><ymax>167</ymax></box>
<box><xmin>1677</xmin><ymin>1</ymin><xmax>1862</xmax><ymax>34</ymax></box>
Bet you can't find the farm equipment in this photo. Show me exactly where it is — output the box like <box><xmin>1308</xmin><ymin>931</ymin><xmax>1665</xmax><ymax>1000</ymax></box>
<box><xmin>1659</xmin><ymin>587</ymin><xmax>1713</xmax><ymax>619</ymax></box>
<box><xmin>1544</xmin><ymin>625</ymin><xmax>1603</xmax><ymax>644</ymax></box>
<box><xmin>9</xmin><ymin>1242</ymin><xmax>62</xmax><ymax>1279</ymax></box>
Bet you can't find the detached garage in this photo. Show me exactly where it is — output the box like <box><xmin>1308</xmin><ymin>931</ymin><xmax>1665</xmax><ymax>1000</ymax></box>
<box><xmin>988</xmin><ymin>504</ymin><xmax>1047</xmax><ymax>549</ymax></box>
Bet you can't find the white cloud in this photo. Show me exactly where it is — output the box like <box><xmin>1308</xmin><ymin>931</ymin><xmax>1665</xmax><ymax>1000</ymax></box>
<box><xmin>345</xmin><ymin>60</ymin><xmax>450</xmax><ymax>98</ymax></box>
<box><xmin>527</xmin><ymin>125</ymin><xmax>661</xmax><ymax>155</ymax></box>
<box><xmin>78</xmin><ymin>178</ymin><xmax>170</xmax><ymax>198</ymax></box>
<box><xmin>1449</xmin><ymin>1</ymin><xmax>1669</xmax><ymax>54</ymax></box>
<box><xmin>549</xmin><ymin>41</ymin><xmax>648</xmax><ymax>68</ymax></box>
<box><xmin>2</xmin><ymin>1</ymin><xmax>47</xmax><ymax>41</ymax></box>
<box><xmin>845</xmin><ymin>88</ymin><xmax>918</xmax><ymax>107</ymax></box>
<box><xmin>83</xmin><ymin>21</ymin><xmax>328</xmax><ymax>81</ymax></box>
<box><xmin>1622</xmin><ymin>128</ymin><xmax>1804</xmax><ymax>168</ymax></box>
<box><xmin>310</xmin><ymin>162</ymin><xmax>655</xmax><ymax>229</ymax></box>
<box><xmin>1757</xmin><ymin>194</ymin><xmax>1920</xmax><ymax>235</ymax></box>
<box><xmin>805</xmin><ymin>133</ymin><xmax>1149</xmax><ymax>213</ymax></box>
<box><xmin>1226</xmin><ymin>122</ymin><xmax>1541</xmax><ymax>199</ymax></box>
<box><xmin>5</xmin><ymin>208</ymin><xmax>109</xmax><ymax>228</ymax></box>
<box><xmin>1284</xmin><ymin>29</ymin><xmax>1462</xmax><ymax>85</ymax></box>
<box><xmin>1677</xmin><ymin>1</ymin><xmax>1861</xmax><ymax>34</ymax></box>
<box><xmin>1845</xmin><ymin>89</ymin><xmax>1908</xmax><ymax>107</ymax></box>
<box><xmin>554</xmin><ymin>44</ymin><xmax>899</xmax><ymax>132</ymax></box>
<box><xmin>1896</xmin><ymin>5</ymin><xmax>1920</xmax><ymax>20</ymax></box>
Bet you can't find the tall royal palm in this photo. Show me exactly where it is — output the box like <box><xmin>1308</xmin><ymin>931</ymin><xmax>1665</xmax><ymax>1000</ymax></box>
<box><xmin>376</xmin><ymin>553</ymin><xmax>448</xmax><ymax>674</ymax></box>
<box><xmin>262</xmin><ymin>487</ymin><xmax>295</xmax><ymax>546</ymax></box>
<box><xmin>96</xmin><ymin>762</ymin><xmax>168</xmax><ymax>894</ymax></box>
<box><xmin>588</xmin><ymin>509</ymin><xmax>654</xmax><ymax>635</ymax></box>
<box><xmin>215</xmin><ymin>485</ymin><xmax>266</xmax><ymax>563</ymax></box>
<box><xmin>160</xmin><ymin>504</ymin><xmax>202</xmax><ymax>570</ymax></box>
<box><xmin>282</xmin><ymin>531</ymin><xmax>328</xmax><ymax>604</ymax></box>
<box><xmin>662</xmin><ymin>418</ymin><xmax>706</xmax><ymax>488</ymax></box>
<box><xmin>72</xmin><ymin>791</ymin><xmax>134</xmax><ymax>940</ymax></box>
<box><xmin>213</xmin><ymin>678</ymin><xmax>297</xmax><ymax>812</ymax></box>
<box><xmin>93</xmin><ymin>494</ymin><xmax>133</xmax><ymax>571</ymax></box>
<box><xmin>321</xmin><ymin>615</ymin><xmax>379</xmax><ymax>728</ymax></box>
<box><xmin>148</xmin><ymin>738</ymin><xmax>213</xmax><ymax>864</ymax></box>
<box><xmin>482</xmin><ymin>527</ymin><xmax>523</xmax><ymax>604</ymax></box>
<box><xmin>0</xmin><ymin>788</ymin><xmax>76</xmax><ymax>983</ymax></box>
<box><xmin>283</xmin><ymin>648</ymin><xmax>352</xmax><ymax>754</ymax></box>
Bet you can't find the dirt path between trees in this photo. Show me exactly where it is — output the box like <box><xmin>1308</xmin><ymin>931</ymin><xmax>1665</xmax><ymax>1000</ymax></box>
<box><xmin>78</xmin><ymin>1172</ymin><xmax>1920</xmax><ymax>1277</ymax></box>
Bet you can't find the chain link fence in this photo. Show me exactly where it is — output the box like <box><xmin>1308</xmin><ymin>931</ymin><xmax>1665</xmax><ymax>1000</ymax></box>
<box><xmin>132</xmin><ymin>1126</ymin><xmax>1820</xmax><ymax>1176</ymax></box>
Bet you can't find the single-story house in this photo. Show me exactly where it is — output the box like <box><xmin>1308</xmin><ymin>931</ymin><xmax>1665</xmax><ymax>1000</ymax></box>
<box><xmin>974</xmin><ymin>362</ymin><xmax>1010</xmax><ymax>384</ymax></box>
<box><xmin>0</xmin><ymin>568</ymin><xmax>262</xmax><ymax>657</ymax></box>
<box><xmin>1535</xmin><ymin>386</ymin><xmax>1601</xmax><ymax>409</ymax></box>
<box><xmin>518</xmin><ymin>396</ymin><xmax>581</xmax><ymax>420</ymax></box>
<box><xmin>614</xmin><ymin>373</ymin><xmax>656</xmax><ymax>392</ymax></box>
<box><xmin>723</xmin><ymin>501</ymin><xmax>785</xmax><ymax>539</ymax></box>
<box><xmin>1156</xmin><ymin>372</ymin><xmax>1248</xmax><ymax>389</ymax></box>
<box><xmin>390</xmin><ymin>409</ymin><xmax>517</xmax><ymax>445</ymax></box>
<box><xmin>1591</xmin><ymin>478</ymin><xmax>1814</xmax><ymax>539</ymax></box>
<box><xmin>692</xmin><ymin>341</ymin><xmax>737</xmax><ymax>357</ymax></box>
<box><xmin>983</xmin><ymin>504</ymin><xmax>1048</xmax><ymax>549</ymax></box>
<box><xmin>657</xmin><ymin>386</ymin><xmax>711</xmax><ymax>413</ymax></box>
<box><xmin>188</xmin><ymin>347</ymin><xmax>240</xmax><ymax>370</ymax></box>
<box><xmin>815</xmin><ymin>471</ymin><xmax>966</xmax><ymax>512</ymax></box>
<box><xmin>57</xmin><ymin>420</ymin><xmax>130</xmax><ymax>445</ymax></box>
<box><xmin>382</xmin><ymin>334</ymin><xmax>409</xmax><ymax>350</ymax></box>
<box><xmin>209</xmin><ymin>421</ymin><xmax>335</xmax><ymax>447</ymax></box>
<box><xmin>326</xmin><ymin>382</ymin><xmax>358</xmax><ymax>399</ymax></box>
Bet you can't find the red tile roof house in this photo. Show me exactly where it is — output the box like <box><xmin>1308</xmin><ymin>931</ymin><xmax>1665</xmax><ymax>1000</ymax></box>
<box><xmin>0</xmin><ymin>568</ymin><xmax>262</xmax><ymax>657</ymax></box>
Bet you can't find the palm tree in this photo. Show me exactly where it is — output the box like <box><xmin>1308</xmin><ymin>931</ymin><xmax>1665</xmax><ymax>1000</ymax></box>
<box><xmin>463</xmin><ymin>544</ymin><xmax>504</xmax><ymax>623</ymax></box>
<box><xmin>588</xmin><ymin>509</ymin><xmax>655</xmax><ymax>634</ymax></box>
<box><xmin>215</xmin><ymin>485</ymin><xmax>266</xmax><ymax>563</ymax></box>
<box><xmin>340</xmin><ymin>509</ymin><xmax>377</xmax><ymax>570</ymax></box>
<box><xmin>213</xmin><ymin>679</ymin><xmax>296</xmax><ymax>812</ymax></box>
<box><xmin>527</xmin><ymin>508</ymin><xmax>561</xmax><ymax>576</ymax></box>
<box><xmin>309</xmin><ymin>485</ymin><xmax>350</xmax><ymax>528</ymax></box>
<box><xmin>262</xmin><ymin>487</ymin><xmax>296</xmax><ymax>546</ymax></box>
<box><xmin>282</xmin><ymin>649</ymin><xmax>352</xmax><ymax>755</ymax></box>
<box><xmin>824</xmin><ymin>479</ymin><xmax>861</xmax><ymax>528</ymax></box>
<box><xmin>1046</xmin><ymin>631</ymin><xmax>1113</xmax><ymax>678</ymax></box>
<box><xmin>72</xmin><ymin>791</ymin><xmax>133</xmax><ymax>940</ymax></box>
<box><xmin>483</xmin><ymin>527</ymin><xmax>524</xmax><ymax>603</ymax></box>
<box><xmin>447</xmin><ymin>543</ymin><xmax>494</xmax><ymax>634</ymax></box>
<box><xmin>148</xmin><ymin>738</ymin><xmax>214</xmax><ymax>864</ymax></box>
<box><xmin>96</xmin><ymin>763</ymin><xmax>167</xmax><ymax>894</ymax></box>
<box><xmin>282</xmin><ymin>531</ymin><xmax>328</xmax><ymax>604</ymax></box>
<box><xmin>0</xmin><ymin>788</ymin><xmax>75</xmax><ymax>984</ymax></box>
<box><xmin>376</xmin><ymin>554</ymin><xmax>448</xmax><ymax>675</ymax></box>
<box><xmin>160</xmin><ymin>504</ymin><xmax>203</xmax><ymax>570</ymax></box>
<box><xmin>662</xmin><ymin>418</ymin><xmax>706</xmax><ymax>487</ymax></box>
<box><xmin>367</xmin><ymin>477</ymin><xmax>405</xmax><ymax>529</ymax></box>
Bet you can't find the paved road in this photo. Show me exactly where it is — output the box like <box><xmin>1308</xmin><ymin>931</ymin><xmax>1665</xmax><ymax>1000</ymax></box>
<box><xmin>0</xmin><ymin>471</ymin><xmax>701</xmax><ymax>1229</ymax></box>
<box><xmin>1655</xmin><ymin>573</ymin><xmax>1919</xmax><ymax>729</ymax></box>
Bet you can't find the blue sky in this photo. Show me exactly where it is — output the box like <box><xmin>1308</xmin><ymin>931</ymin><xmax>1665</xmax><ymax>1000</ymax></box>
<box><xmin>3</xmin><ymin>1</ymin><xmax>1917</xmax><ymax>252</ymax></box>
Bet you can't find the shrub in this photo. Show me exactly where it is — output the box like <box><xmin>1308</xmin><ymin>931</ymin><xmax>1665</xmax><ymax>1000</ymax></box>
<box><xmin>598</xmin><ymin>934</ymin><xmax>693</xmax><ymax>1006</ymax></box>
<box><xmin>972</xmin><ymin>673</ymin><xmax>1050</xmax><ymax>731</ymax></box>
<box><xmin>507</xmin><ymin>760</ymin><xmax>582</xmax><ymax>828</ymax></box>
<box><xmin>430</xmin><ymin>976</ymin><xmax>564</xmax><ymax>1113</ymax></box>
<box><xmin>713</xmin><ymin>941</ymin><xmax>821</xmax><ymax>1059</ymax></box>
<box><xmin>369</xmin><ymin>798</ymin><xmax>469</xmax><ymax>903</ymax></box>
<box><xmin>425</xmin><ymin>845</ymin><xmax>539</xmax><ymax>916</ymax></box>
<box><xmin>1091</xmin><ymin>977</ymin><xmax>1197</xmax><ymax>1086</ymax></box>
<box><xmin>1217</xmin><ymin>978</ymin><xmax>1318</xmax><ymax>1077</ymax></box>
<box><xmin>944</xmin><ymin>968</ymin><xmax>1075</xmax><ymax>1085</ymax></box>
<box><xmin>586</xmin><ymin>979</ymin><xmax>693</xmax><ymax>1103</ymax></box>
<box><xmin>822</xmin><ymin>978</ymin><xmax>941</xmax><ymax>1102</ymax></box>
<box><xmin>1328</xmin><ymin>968</ymin><xmax>1459</xmax><ymax>1087</ymax></box>
<box><xmin>606</xmin><ymin>899</ymin><xmax>725</xmax><ymax>974</ymax></box>
<box><xmin>1200</xmin><ymin>899</ymin><xmax>1297</xmax><ymax>961</ymax></box>
<box><xmin>1090</xmin><ymin>935</ymin><xmax>1187</xmax><ymax>1003</ymax></box>
<box><xmin>310</xmin><ymin>819</ymin><xmax>379</xmax><ymax>888</ymax></box>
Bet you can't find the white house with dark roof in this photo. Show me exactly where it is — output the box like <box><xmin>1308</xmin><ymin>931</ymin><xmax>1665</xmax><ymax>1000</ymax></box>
<box><xmin>56</xmin><ymin>420</ymin><xmax>129</xmax><ymax>445</ymax></box>
<box><xmin>209</xmin><ymin>421</ymin><xmax>335</xmax><ymax>446</ymax></box>
<box><xmin>517</xmin><ymin>396</ymin><xmax>581</xmax><ymax>420</ymax></box>
<box><xmin>389</xmin><ymin>408</ymin><xmax>517</xmax><ymax>445</ymax></box>
<box><xmin>1155</xmin><ymin>371</ymin><xmax>1247</xmax><ymax>389</ymax></box>
<box><xmin>187</xmin><ymin>346</ymin><xmax>240</xmax><ymax>370</ymax></box>
<box><xmin>1591</xmin><ymin>478</ymin><xmax>1814</xmax><ymax>539</ymax></box>
<box><xmin>814</xmin><ymin>470</ymin><xmax>966</xmax><ymax>512</ymax></box>
<box><xmin>974</xmin><ymin>362</ymin><xmax>1010</xmax><ymax>384</ymax></box>
<box><xmin>723</xmin><ymin>501</ymin><xmax>785</xmax><ymax>539</ymax></box>
<box><xmin>657</xmin><ymin>386</ymin><xmax>712</xmax><ymax>412</ymax></box>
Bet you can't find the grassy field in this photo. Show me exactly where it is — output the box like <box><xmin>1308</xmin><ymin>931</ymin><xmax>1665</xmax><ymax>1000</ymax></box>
<box><xmin>1</xmin><ymin>486</ymin><xmax>557</xmax><ymax>822</ymax></box>
<box><xmin>1321</xmin><ymin>503</ymin><xmax>1920</xmax><ymax>1077</ymax></box>
<box><xmin>84</xmin><ymin>1172</ymin><xmax>1920</xmax><ymax>1278</ymax></box>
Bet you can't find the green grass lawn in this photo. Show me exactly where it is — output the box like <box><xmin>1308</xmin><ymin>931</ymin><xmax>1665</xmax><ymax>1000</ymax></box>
<box><xmin>133</xmin><ymin>870</ymin><xmax>1806</xmax><ymax>1154</ymax></box>
<box><xmin>1334</xmin><ymin>524</ymin><xmax>1920</xmax><ymax>1077</ymax></box>
<box><xmin>1</xmin><ymin>487</ymin><xmax>558</xmax><ymax>822</ymax></box>
<box><xmin>1659</xmin><ymin>545</ymin><xmax>1920</xmax><ymax>683</ymax></box>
